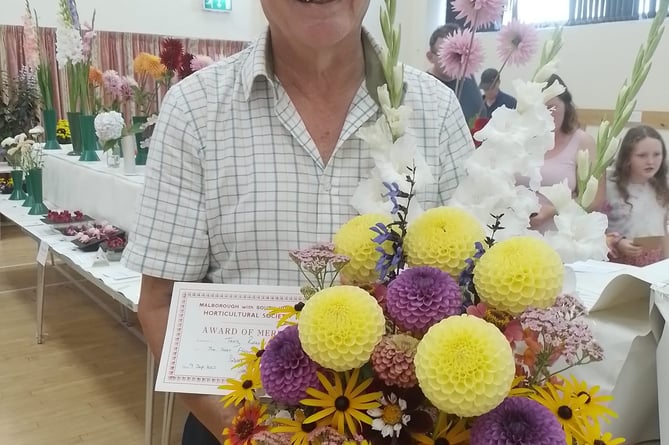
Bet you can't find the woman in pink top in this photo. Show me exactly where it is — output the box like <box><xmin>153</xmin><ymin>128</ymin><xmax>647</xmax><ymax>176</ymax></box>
<box><xmin>529</xmin><ymin>74</ymin><xmax>604</xmax><ymax>231</ymax></box>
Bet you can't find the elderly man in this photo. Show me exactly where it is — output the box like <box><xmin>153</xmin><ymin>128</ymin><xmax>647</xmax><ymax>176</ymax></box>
<box><xmin>123</xmin><ymin>1</ymin><xmax>473</xmax><ymax>443</ymax></box>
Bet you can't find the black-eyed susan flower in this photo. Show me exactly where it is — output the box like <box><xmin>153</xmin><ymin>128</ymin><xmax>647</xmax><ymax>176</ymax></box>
<box><xmin>266</xmin><ymin>304</ymin><xmax>302</xmax><ymax>327</ymax></box>
<box><xmin>578</xmin><ymin>419</ymin><xmax>625</xmax><ymax>445</ymax></box>
<box><xmin>560</xmin><ymin>375</ymin><xmax>617</xmax><ymax>424</ymax></box>
<box><xmin>222</xmin><ymin>402</ymin><xmax>268</xmax><ymax>445</ymax></box>
<box><xmin>271</xmin><ymin>409</ymin><xmax>321</xmax><ymax>445</ymax></box>
<box><xmin>301</xmin><ymin>368</ymin><xmax>382</xmax><ymax>436</ymax></box>
<box><xmin>412</xmin><ymin>414</ymin><xmax>469</xmax><ymax>445</ymax></box>
<box><xmin>219</xmin><ymin>365</ymin><xmax>262</xmax><ymax>407</ymax></box>
<box><xmin>233</xmin><ymin>339</ymin><xmax>266</xmax><ymax>371</ymax></box>
<box><xmin>531</xmin><ymin>382</ymin><xmax>586</xmax><ymax>444</ymax></box>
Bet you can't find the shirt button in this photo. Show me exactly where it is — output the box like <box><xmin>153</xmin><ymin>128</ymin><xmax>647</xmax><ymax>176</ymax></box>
<box><xmin>322</xmin><ymin>182</ymin><xmax>331</xmax><ymax>192</ymax></box>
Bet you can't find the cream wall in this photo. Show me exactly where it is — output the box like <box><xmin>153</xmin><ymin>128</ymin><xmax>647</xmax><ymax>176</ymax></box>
<box><xmin>2</xmin><ymin>0</ymin><xmax>667</xmax><ymax>114</ymax></box>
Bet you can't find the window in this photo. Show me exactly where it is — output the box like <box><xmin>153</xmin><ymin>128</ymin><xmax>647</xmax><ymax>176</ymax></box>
<box><xmin>501</xmin><ymin>0</ymin><xmax>664</xmax><ymax>26</ymax></box>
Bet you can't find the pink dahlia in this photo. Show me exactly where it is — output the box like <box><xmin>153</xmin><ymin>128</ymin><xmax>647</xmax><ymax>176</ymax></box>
<box><xmin>370</xmin><ymin>334</ymin><xmax>419</xmax><ymax>388</ymax></box>
<box><xmin>259</xmin><ymin>325</ymin><xmax>319</xmax><ymax>405</ymax></box>
<box><xmin>191</xmin><ymin>54</ymin><xmax>214</xmax><ymax>72</ymax></box>
<box><xmin>385</xmin><ymin>267</ymin><xmax>462</xmax><ymax>334</ymax></box>
<box><xmin>451</xmin><ymin>0</ymin><xmax>507</xmax><ymax>29</ymax></box>
<box><xmin>438</xmin><ymin>29</ymin><xmax>484</xmax><ymax>80</ymax></box>
<box><xmin>497</xmin><ymin>21</ymin><xmax>539</xmax><ymax>66</ymax></box>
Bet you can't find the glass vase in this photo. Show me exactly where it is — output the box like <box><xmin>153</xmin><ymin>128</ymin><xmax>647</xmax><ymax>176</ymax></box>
<box><xmin>79</xmin><ymin>114</ymin><xmax>100</xmax><ymax>162</ymax></box>
<box><xmin>8</xmin><ymin>170</ymin><xmax>27</xmax><ymax>200</ymax></box>
<box><xmin>28</xmin><ymin>168</ymin><xmax>49</xmax><ymax>215</ymax></box>
<box><xmin>42</xmin><ymin>109</ymin><xmax>62</xmax><ymax>150</ymax></box>
<box><xmin>106</xmin><ymin>144</ymin><xmax>121</xmax><ymax>168</ymax></box>
<box><xmin>67</xmin><ymin>111</ymin><xmax>82</xmax><ymax>156</ymax></box>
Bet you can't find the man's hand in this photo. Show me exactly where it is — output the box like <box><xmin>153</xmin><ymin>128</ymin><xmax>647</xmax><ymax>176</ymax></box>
<box><xmin>138</xmin><ymin>275</ymin><xmax>232</xmax><ymax>443</ymax></box>
<box><xmin>617</xmin><ymin>239</ymin><xmax>643</xmax><ymax>258</ymax></box>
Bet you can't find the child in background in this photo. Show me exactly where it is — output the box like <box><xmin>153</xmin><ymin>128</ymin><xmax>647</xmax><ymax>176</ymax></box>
<box><xmin>606</xmin><ymin>125</ymin><xmax>669</xmax><ymax>266</ymax></box>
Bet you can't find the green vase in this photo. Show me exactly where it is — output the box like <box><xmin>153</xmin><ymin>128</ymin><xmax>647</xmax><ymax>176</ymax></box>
<box><xmin>8</xmin><ymin>170</ymin><xmax>27</xmax><ymax>200</ymax></box>
<box><xmin>23</xmin><ymin>171</ymin><xmax>35</xmax><ymax>208</ymax></box>
<box><xmin>28</xmin><ymin>169</ymin><xmax>49</xmax><ymax>215</ymax></box>
<box><xmin>79</xmin><ymin>114</ymin><xmax>100</xmax><ymax>162</ymax></box>
<box><xmin>42</xmin><ymin>109</ymin><xmax>61</xmax><ymax>150</ymax></box>
<box><xmin>133</xmin><ymin>116</ymin><xmax>148</xmax><ymax>166</ymax></box>
<box><xmin>67</xmin><ymin>111</ymin><xmax>83</xmax><ymax>156</ymax></box>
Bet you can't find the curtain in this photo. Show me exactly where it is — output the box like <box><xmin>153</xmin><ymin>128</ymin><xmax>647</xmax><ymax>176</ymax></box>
<box><xmin>0</xmin><ymin>25</ymin><xmax>248</xmax><ymax>119</ymax></box>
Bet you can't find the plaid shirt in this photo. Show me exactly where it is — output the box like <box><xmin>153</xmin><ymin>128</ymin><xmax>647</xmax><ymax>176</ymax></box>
<box><xmin>123</xmin><ymin>30</ymin><xmax>474</xmax><ymax>286</ymax></box>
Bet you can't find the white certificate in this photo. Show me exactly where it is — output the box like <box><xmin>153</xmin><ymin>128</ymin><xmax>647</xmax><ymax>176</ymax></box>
<box><xmin>155</xmin><ymin>282</ymin><xmax>302</xmax><ymax>395</ymax></box>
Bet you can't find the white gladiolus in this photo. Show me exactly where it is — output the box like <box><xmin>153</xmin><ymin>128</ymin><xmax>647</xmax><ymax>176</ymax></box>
<box><xmin>576</xmin><ymin>150</ymin><xmax>590</xmax><ymax>182</ymax></box>
<box><xmin>581</xmin><ymin>177</ymin><xmax>599</xmax><ymax>209</ymax></box>
<box><xmin>534</xmin><ymin>59</ymin><xmax>559</xmax><ymax>83</ymax></box>
<box><xmin>602</xmin><ymin>136</ymin><xmax>621</xmax><ymax>166</ymax></box>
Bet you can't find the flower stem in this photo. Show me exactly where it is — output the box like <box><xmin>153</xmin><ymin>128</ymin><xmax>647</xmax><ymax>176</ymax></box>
<box><xmin>455</xmin><ymin>11</ymin><xmax>479</xmax><ymax>99</ymax></box>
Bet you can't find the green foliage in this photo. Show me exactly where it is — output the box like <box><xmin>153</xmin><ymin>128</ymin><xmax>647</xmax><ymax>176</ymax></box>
<box><xmin>0</xmin><ymin>69</ymin><xmax>41</xmax><ymax>140</ymax></box>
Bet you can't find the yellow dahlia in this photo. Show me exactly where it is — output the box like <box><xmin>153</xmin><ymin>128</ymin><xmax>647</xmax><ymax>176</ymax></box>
<box><xmin>414</xmin><ymin>315</ymin><xmax>515</xmax><ymax>417</ymax></box>
<box><xmin>298</xmin><ymin>286</ymin><xmax>385</xmax><ymax>371</ymax></box>
<box><xmin>473</xmin><ymin>236</ymin><xmax>563</xmax><ymax>314</ymax></box>
<box><xmin>334</xmin><ymin>214</ymin><xmax>392</xmax><ymax>285</ymax></box>
<box><xmin>403</xmin><ymin>207</ymin><xmax>484</xmax><ymax>279</ymax></box>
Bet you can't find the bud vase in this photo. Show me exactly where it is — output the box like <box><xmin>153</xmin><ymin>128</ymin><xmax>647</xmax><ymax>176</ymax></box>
<box><xmin>132</xmin><ymin>116</ymin><xmax>148</xmax><ymax>166</ymax></box>
<box><xmin>23</xmin><ymin>170</ymin><xmax>35</xmax><ymax>208</ymax></box>
<box><xmin>106</xmin><ymin>144</ymin><xmax>121</xmax><ymax>168</ymax></box>
<box><xmin>43</xmin><ymin>109</ymin><xmax>62</xmax><ymax>150</ymax></box>
<box><xmin>8</xmin><ymin>170</ymin><xmax>27</xmax><ymax>200</ymax></box>
<box><xmin>67</xmin><ymin>111</ymin><xmax>82</xmax><ymax>156</ymax></box>
<box><xmin>121</xmin><ymin>135</ymin><xmax>136</xmax><ymax>175</ymax></box>
<box><xmin>79</xmin><ymin>114</ymin><xmax>100</xmax><ymax>161</ymax></box>
<box><xmin>28</xmin><ymin>169</ymin><xmax>49</xmax><ymax>215</ymax></box>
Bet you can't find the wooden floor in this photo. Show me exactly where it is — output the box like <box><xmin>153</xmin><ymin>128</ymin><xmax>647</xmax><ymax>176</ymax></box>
<box><xmin>0</xmin><ymin>224</ymin><xmax>189</xmax><ymax>444</ymax></box>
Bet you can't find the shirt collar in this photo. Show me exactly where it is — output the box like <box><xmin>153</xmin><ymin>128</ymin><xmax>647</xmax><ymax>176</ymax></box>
<box><xmin>241</xmin><ymin>27</ymin><xmax>389</xmax><ymax>104</ymax></box>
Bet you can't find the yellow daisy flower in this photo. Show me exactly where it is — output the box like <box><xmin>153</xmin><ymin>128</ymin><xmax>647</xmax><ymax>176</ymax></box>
<box><xmin>559</xmin><ymin>375</ymin><xmax>617</xmax><ymax>424</ymax></box>
<box><xmin>412</xmin><ymin>414</ymin><xmax>470</xmax><ymax>445</ymax></box>
<box><xmin>531</xmin><ymin>382</ymin><xmax>586</xmax><ymax>444</ymax></box>
<box><xmin>272</xmin><ymin>409</ymin><xmax>322</xmax><ymax>445</ymax></box>
<box><xmin>509</xmin><ymin>376</ymin><xmax>535</xmax><ymax>398</ymax></box>
<box><xmin>219</xmin><ymin>365</ymin><xmax>262</xmax><ymax>407</ymax></box>
<box><xmin>301</xmin><ymin>368</ymin><xmax>382</xmax><ymax>435</ymax></box>
<box><xmin>266</xmin><ymin>303</ymin><xmax>303</xmax><ymax>327</ymax></box>
<box><xmin>578</xmin><ymin>420</ymin><xmax>625</xmax><ymax>445</ymax></box>
<box><xmin>233</xmin><ymin>339</ymin><xmax>266</xmax><ymax>371</ymax></box>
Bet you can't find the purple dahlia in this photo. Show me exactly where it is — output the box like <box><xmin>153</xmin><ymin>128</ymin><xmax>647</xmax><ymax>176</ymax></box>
<box><xmin>259</xmin><ymin>325</ymin><xmax>319</xmax><ymax>405</ymax></box>
<box><xmin>470</xmin><ymin>397</ymin><xmax>566</xmax><ymax>445</ymax></box>
<box><xmin>385</xmin><ymin>266</ymin><xmax>462</xmax><ymax>334</ymax></box>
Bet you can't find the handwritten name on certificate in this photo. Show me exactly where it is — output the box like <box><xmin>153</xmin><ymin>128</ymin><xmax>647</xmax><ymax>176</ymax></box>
<box><xmin>155</xmin><ymin>282</ymin><xmax>302</xmax><ymax>395</ymax></box>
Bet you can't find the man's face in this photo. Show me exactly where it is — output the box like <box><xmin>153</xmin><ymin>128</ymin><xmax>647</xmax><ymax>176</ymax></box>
<box><xmin>426</xmin><ymin>37</ymin><xmax>452</xmax><ymax>80</ymax></box>
<box><xmin>260</xmin><ymin>0</ymin><xmax>371</xmax><ymax>50</ymax></box>
<box><xmin>482</xmin><ymin>81</ymin><xmax>500</xmax><ymax>97</ymax></box>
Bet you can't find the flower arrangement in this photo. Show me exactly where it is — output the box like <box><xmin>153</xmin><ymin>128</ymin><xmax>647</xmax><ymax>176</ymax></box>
<box><xmin>0</xmin><ymin>176</ymin><xmax>13</xmax><ymax>194</ymax></box>
<box><xmin>216</xmin><ymin>3</ymin><xmax>633</xmax><ymax>445</ymax></box>
<box><xmin>56</xmin><ymin>119</ymin><xmax>71</xmax><ymax>143</ymax></box>
<box><xmin>1</xmin><ymin>130</ymin><xmax>44</xmax><ymax>172</ymax></box>
<box><xmin>56</xmin><ymin>0</ymin><xmax>96</xmax><ymax>114</ymax></box>
<box><xmin>94</xmin><ymin>110</ymin><xmax>143</xmax><ymax>151</ymax></box>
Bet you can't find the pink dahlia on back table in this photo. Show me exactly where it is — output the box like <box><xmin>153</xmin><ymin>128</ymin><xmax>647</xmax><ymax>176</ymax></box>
<box><xmin>438</xmin><ymin>29</ymin><xmax>484</xmax><ymax>80</ymax></box>
<box><xmin>451</xmin><ymin>0</ymin><xmax>507</xmax><ymax>29</ymax></box>
<box><xmin>497</xmin><ymin>20</ymin><xmax>539</xmax><ymax>66</ymax></box>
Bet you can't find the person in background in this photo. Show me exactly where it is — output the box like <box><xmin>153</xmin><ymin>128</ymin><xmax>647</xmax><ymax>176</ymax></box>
<box><xmin>479</xmin><ymin>68</ymin><xmax>517</xmax><ymax>118</ymax></box>
<box><xmin>122</xmin><ymin>1</ymin><xmax>474</xmax><ymax>444</ymax></box>
<box><xmin>426</xmin><ymin>23</ymin><xmax>484</xmax><ymax>125</ymax></box>
<box><xmin>519</xmin><ymin>74</ymin><xmax>603</xmax><ymax>231</ymax></box>
<box><xmin>606</xmin><ymin>125</ymin><xmax>669</xmax><ymax>266</ymax></box>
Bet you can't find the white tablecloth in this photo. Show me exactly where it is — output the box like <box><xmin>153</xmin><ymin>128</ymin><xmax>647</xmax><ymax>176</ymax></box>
<box><xmin>42</xmin><ymin>146</ymin><xmax>145</xmax><ymax>232</ymax></box>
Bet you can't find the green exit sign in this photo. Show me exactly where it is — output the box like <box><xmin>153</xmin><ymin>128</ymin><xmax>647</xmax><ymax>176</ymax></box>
<box><xmin>203</xmin><ymin>0</ymin><xmax>231</xmax><ymax>12</ymax></box>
